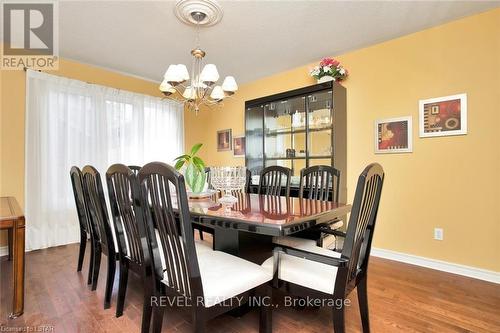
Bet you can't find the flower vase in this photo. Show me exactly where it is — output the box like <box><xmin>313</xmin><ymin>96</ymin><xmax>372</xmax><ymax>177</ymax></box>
<box><xmin>317</xmin><ymin>76</ymin><xmax>335</xmax><ymax>84</ymax></box>
<box><xmin>184</xmin><ymin>163</ymin><xmax>206</xmax><ymax>193</ymax></box>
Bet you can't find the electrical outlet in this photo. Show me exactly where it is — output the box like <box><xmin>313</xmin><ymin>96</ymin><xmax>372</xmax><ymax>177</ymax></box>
<box><xmin>434</xmin><ymin>228</ymin><xmax>444</xmax><ymax>241</ymax></box>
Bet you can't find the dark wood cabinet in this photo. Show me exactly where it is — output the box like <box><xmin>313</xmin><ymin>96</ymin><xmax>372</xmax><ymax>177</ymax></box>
<box><xmin>245</xmin><ymin>81</ymin><xmax>346</xmax><ymax>201</ymax></box>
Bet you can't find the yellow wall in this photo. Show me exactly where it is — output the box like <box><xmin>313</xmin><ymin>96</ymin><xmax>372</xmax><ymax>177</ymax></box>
<box><xmin>185</xmin><ymin>9</ymin><xmax>500</xmax><ymax>271</ymax></box>
<box><xmin>0</xmin><ymin>58</ymin><xmax>163</xmax><ymax>246</ymax></box>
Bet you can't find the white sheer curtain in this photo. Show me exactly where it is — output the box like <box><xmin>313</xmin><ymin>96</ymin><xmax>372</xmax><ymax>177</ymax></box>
<box><xmin>25</xmin><ymin>70</ymin><xmax>184</xmax><ymax>250</ymax></box>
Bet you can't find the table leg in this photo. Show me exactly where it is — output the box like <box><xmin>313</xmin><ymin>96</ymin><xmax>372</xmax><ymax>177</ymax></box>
<box><xmin>9</xmin><ymin>220</ymin><xmax>25</xmax><ymax>319</ymax></box>
<box><xmin>213</xmin><ymin>228</ymin><xmax>239</xmax><ymax>256</ymax></box>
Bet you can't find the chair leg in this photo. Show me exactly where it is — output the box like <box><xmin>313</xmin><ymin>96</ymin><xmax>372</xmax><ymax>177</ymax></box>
<box><xmin>7</xmin><ymin>228</ymin><xmax>13</xmax><ymax>261</ymax></box>
<box><xmin>87</xmin><ymin>239</ymin><xmax>95</xmax><ymax>285</ymax></box>
<box><xmin>332</xmin><ymin>302</ymin><xmax>345</xmax><ymax>333</ymax></box>
<box><xmin>77</xmin><ymin>230</ymin><xmax>87</xmax><ymax>272</ymax></box>
<box><xmin>104</xmin><ymin>255</ymin><xmax>116</xmax><ymax>309</ymax></box>
<box><xmin>259</xmin><ymin>285</ymin><xmax>273</xmax><ymax>333</ymax></box>
<box><xmin>192</xmin><ymin>308</ymin><xmax>206</xmax><ymax>333</ymax></box>
<box><xmin>116</xmin><ymin>261</ymin><xmax>129</xmax><ymax>317</ymax></box>
<box><xmin>357</xmin><ymin>276</ymin><xmax>370</xmax><ymax>333</ymax></box>
<box><xmin>199</xmin><ymin>229</ymin><xmax>204</xmax><ymax>240</ymax></box>
<box><xmin>141</xmin><ymin>284</ymin><xmax>153</xmax><ymax>333</ymax></box>
<box><xmin>152</xmin><ymin>302</ymin><xmax>165</xmax><ymax>333</ymax></box>
<box><xmin>91</xmin><ymin>246</ymin><xmax>101</xmax><ymax>291</ymax></box>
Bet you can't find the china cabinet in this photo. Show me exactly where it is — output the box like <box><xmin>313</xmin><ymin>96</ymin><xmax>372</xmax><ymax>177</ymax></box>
<box><xmin>245</xmin><ymin>81</ymin><xmax>346</xmax><ymax>200</ymax></box>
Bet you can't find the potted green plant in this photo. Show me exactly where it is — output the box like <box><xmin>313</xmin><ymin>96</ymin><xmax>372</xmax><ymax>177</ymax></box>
<box><xmin>173</xmin><ymin>143</ymin><xmax>207</xmax><ymax>193</ymax></box>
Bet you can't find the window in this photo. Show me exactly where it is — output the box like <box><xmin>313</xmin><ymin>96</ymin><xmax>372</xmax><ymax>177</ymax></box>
<box><xmin>25</xmin><ymin>70</ymin><xmax>184</xmax><ymax>250</ymax></box>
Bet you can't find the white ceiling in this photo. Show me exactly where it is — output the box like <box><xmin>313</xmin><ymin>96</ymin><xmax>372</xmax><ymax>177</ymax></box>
<box><xmin>59</xmin><ymin>1</ymin><xmax>499</xmax><ymax>84</ymax></box>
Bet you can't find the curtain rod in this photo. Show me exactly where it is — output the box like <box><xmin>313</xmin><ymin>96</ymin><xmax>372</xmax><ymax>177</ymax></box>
<box><xmin>23</xmin><ymin>67</ymin><xmax>41</xmax><ymax>72</ymax></box>
<box><xmin>23</xmin><ymin>67</ymin><xmax>96</xmax><ymax>86</ymax></box>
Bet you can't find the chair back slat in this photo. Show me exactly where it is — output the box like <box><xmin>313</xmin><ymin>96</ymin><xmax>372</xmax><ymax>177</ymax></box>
<box><xmin>82</xmin><ymin>166</ymin><xmax>114</xmax><ymax>253</ymax></box>
<box><xmin>299</xmin><ymin>165</ymin><xmax>340</xmax><ymax>202</ymax></box>
<box><xmin>70</xmin><ymin>166</ymin><xmax>91</xmax><ymax>234</ymax></box>
<box><xmin>258</xmin><ymin>166</ymin><xmax>291</xmax><ymax>196</ymax></box>
<box><xmin>341</xmin><ymin>163</ymin><xmax>384</xmax><ymax>283</ymax></box>
<box><xmin>106</xmin><ymin>164</ymin><xmax>146</xmax><ymax>265</ymax></box>
<box><xmin>137</xmin><ymin>162</ymin><xmax>201</xmax><ymax>299</ymax></box>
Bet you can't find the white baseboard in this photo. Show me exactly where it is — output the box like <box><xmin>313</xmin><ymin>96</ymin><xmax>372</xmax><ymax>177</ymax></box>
<box><xmin>0</xmin><ymin>246</ymin><xmax>8</xmax><ymax>257</ymax></box>
<box><xmin>371</xmin><ymin>247</ymin><xmax>500</xmax><ymax>284</ymax></box>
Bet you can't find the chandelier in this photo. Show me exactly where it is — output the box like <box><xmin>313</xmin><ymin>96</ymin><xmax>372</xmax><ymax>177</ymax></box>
<box><xmin>159</xmin><ymin>4</ymin><xmax>237</xmax><ymax>114</ymax></box>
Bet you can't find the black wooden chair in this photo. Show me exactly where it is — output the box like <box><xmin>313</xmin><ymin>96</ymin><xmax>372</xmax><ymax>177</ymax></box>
<box><xmin>264</xmin><ymin>163</ymin><xmax>384</xmax><ymax>333</ymax></box>
<box><xmin>81</xmin><ymin>165</ymin><xmax>118</xmax><ymax>309</ymax></box>
<box><xmin>106</xmin><ymin>164</ymin><xmax>154</xmax><ymax>330</ymax></box>
<box><xmin>258</xmin><ymin>166</ymin><xmax>292</xmax><ymax>197</ymax></box>
<box><xmin>70</xmin><ymin>166</ymin><xmax>93</xmax><ymax>285</ymax></box>
<box><xmin>284</xmin><ymin>165</ymin><xmax>342</xmax><ymax>248</ymax></box>
<box><xmin>299</xmin><ymin>165</ymin><xmax>340</xmax><ymax>202</ymax></box>
<box><xmin>135</xmin><ymin>162</ymin><xmax>273</xmax><ymax>333</ymax></box>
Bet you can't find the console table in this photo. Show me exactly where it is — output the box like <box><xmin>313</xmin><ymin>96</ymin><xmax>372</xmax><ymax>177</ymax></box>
<box><xmin>0</xmin><ymin>197</ymin><xmax>25</xmax><ymax>318</ymax></box>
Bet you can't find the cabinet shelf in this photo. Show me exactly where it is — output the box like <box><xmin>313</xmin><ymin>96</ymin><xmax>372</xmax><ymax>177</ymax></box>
<box><xmin>264</xmin><ymin>126</ymin><xmax>332</xmax><ymax>136</ymax></box>
<box><xmin>265</xmin><ymin>155</ymin><xmax>332</xmax><ymax>161</ymax></box>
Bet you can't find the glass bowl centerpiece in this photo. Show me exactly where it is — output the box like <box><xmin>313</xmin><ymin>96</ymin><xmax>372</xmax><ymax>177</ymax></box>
<box><xmin>210</xmin><ymin>166</ymin><xmax>247</xmax><ymax>206</ymax></box>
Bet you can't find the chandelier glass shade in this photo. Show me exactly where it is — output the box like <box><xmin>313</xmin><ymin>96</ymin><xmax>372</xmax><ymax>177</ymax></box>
<box><xmin>159</xmin><ymin>11</ymin><xmax>237</xmax><ymax>114</ymax></box>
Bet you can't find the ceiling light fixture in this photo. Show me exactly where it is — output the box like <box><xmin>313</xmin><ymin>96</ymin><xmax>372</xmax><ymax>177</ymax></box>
<box><xmin>160</xmin><ymin>0</ymin><xmax>237</xmax><ymax>114</ymax></box>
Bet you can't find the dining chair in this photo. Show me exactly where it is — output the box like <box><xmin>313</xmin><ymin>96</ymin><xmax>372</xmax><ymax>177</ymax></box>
<box><xmin>106</xmin><ymin>164</ymin><xmax>154</xmax><ymax>329</ymax></box>
<box><xmin>258</xmin><ymin>165</ymin><xmax>291</xmax><ymax>197</ymax></box>
<box><xmin>81</xmin><ymin>165</ymin><xmax>118</xmax><ymax>309</ymax></box>
<box><xmin>70</xmin><ymin>166</ymin><xmax>93</xmax><ymax>284</ymax></box>
<box><xmin>135</xmin><ymin>162</ymin><xmax>273</xmax><ymax>333</ymax></box>
<box><xmin>264</xmin><ymin>163</ymin><xmax>384</xmax><ymax>333</ymax></box>
<box><xmin>287</xmin><ymin>165</ymin><xmax>342</xmax><ymax>248</ymax></box>
<box><xmin>299</xmin><ymin>165</ymin><xmax>340</xmax><ymax>202</ymax></box>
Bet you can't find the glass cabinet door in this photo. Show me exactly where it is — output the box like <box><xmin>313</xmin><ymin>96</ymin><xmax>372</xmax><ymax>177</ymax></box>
<box><xmin>264</xmin><ymin>96</ymin><xmax>306</xmax><ymax>175</ymax></box>
<box><xmin>245</xmin><ymin>105</ymin><xmax>264</xmax><ymax>175</ymax></box>
<box><xmin>307</xmin><ymin>90</ymin><xmax>333</xmax><ymax>160</ymax></box>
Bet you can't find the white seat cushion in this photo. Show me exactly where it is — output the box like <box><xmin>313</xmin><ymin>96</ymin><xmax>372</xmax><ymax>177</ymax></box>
<box><xmin>262</xmin><ymin>237</ymin><xmax>341</xmax><ymax>294</ymax></box>
<box><xmin>193</xmin><ymin>250</ymin><xmax>272</xmax><ymax>307</ymax></box>
<box><xmin>160</xmin><ymin>249</ymin><xmax>272</xmax><ymax>308</ymax></box>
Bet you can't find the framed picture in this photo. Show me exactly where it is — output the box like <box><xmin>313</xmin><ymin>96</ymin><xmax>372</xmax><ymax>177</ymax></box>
<box><xmin>233</xmin><ymin>136</ymin><xmax>246</xmax><ymax>157</ymax></box>
<box><xmin>375</xmin><ymin>116</ymin><xmax>413</xmax><ymax>154</ymax></box>
<box><xmin>217</xmin><ymin>129</ymin><xmax>232</xmax><ymax>151</ymax></box>
<box><xmin>419</xmin><ymin>93</ymin><xmax>467</xmax><ymax>137</ymax></box>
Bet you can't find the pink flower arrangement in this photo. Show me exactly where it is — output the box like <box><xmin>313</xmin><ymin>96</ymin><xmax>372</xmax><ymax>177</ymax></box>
<box><xmin>309</xmin><ymin>57</ymin><xmax>348</xmax><ymax>82</ymax></box>
<box><xmin>320</xmin><ymin>58</ymin><xmax>339</xmax><ymax>68</ymax></box>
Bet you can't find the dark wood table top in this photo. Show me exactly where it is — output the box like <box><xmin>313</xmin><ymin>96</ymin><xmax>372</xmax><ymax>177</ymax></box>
<box><xmin>185</xmin><ymin>193</ymin><xmax>351</xmax><ymax>236</ymax></box>
<box><xmin>0</xmin><ymin>196</ymin><xmax>24</xmax><ymax>224</ymax></box>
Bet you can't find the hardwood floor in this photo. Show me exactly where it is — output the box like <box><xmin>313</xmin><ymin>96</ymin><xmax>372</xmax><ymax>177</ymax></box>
<box><xmin>1</xmin><ymin>240</ymin><xmax>499</xmax><ymax>332</ymax></box>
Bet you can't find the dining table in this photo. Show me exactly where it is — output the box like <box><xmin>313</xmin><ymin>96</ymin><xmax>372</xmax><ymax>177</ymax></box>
<box><xmin>184</xmin><ymin>193</ymin><xmax>351</xmax><ymax>263</ymax></box>
<box><xmin>0</xmin><ymin>196</ymin><xmax>25</xmax><ymax>318</ymax></box>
